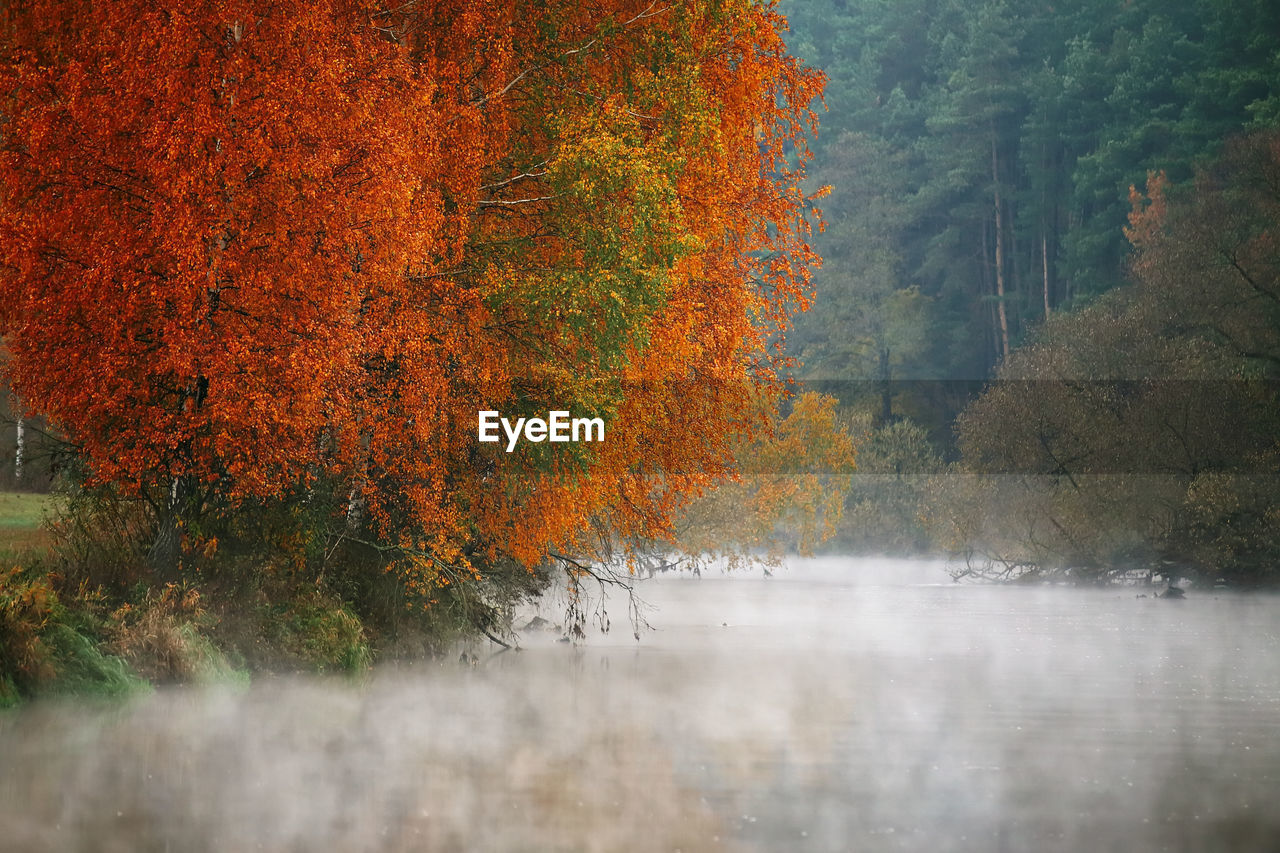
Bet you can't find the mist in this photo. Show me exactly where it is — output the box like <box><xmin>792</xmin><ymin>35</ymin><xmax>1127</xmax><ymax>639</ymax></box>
<box><xmin>3</xmin><ymin>558</ymin><xmax>1278</xmax><ymax>852</ymax></box>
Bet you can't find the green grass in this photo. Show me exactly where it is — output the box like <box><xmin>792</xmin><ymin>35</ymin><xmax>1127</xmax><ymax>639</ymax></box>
<box><xmin>40</xmin><ymin>624</ymin><xmax>152</xmax><ymax>701</ymax></box>
<box><xmin>0</xmin><ymin>491</ymin><xmax>59</xmax><ymax>554</ymax></box>
<box><xmin>0</xmin><ymin>492</ymin><xmax>56</xmax><ymax>526</ymax></box>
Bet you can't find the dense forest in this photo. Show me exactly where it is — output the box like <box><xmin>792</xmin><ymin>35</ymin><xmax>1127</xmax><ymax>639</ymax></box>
<box><xmin>780</xmin><ymin>0</ymin><xmax>1280</xmax><ymax>582</ymax></box>
<box><xmin>785</xmin><ymin>0</ymin><xmax>1280</xmax><ymax>390</ymax></box>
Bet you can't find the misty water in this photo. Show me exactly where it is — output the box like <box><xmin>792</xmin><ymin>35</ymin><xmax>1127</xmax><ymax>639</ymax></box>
<box><xmin>2</xmin><ymin>558</ymin><xmax>1279</xmax><ymax>852</ymax></box>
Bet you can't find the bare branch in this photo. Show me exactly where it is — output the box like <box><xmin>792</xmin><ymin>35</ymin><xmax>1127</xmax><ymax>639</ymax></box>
<box><xmin>479</xmin><ymin>165</ymin><xmax>549</xmax><ymax>191</ymax></box>
<box><xmin>477</xmin><ymin>194</ymin><xmax>559</xmax><ymax>207</ymax></box>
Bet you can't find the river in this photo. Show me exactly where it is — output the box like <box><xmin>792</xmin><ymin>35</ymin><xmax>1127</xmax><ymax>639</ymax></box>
<box><xmin>2</xmin><ymin>558</ymin><xmax>1278</xmax><ymax>851</ymax></box>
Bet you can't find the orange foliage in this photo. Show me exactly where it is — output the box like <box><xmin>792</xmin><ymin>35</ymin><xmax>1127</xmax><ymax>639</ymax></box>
<box><xmin>672</xmin><ymin>391</ymin><xmax>857</xmax><ymax>567</ymax></box>
<box><xmin>0</xmin><ymin>1</ymin><xmax>824</xmax><ymax>590</ymax></box>
<box><xmin>1124</xmin><ymin>169</ymin><xmax>1169</xmax><ymax>252</ymax></box>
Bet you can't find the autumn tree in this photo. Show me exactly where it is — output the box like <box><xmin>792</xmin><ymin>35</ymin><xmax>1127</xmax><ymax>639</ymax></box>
<box><xmin>0</xmin><ymin>0</ymin><xmax>825</xmax><ymax>637</ymax></box>
<box><xmin>668</xmin><ymin>391</ymin><xmax>857</xmax><ymax>571</ymax></box>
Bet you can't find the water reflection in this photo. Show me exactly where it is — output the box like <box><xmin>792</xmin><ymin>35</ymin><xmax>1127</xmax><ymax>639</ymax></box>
<box><xmin>2</xmin><ymin>558</ymin><xmax>1279</xmax><ymax>851</ymax></box>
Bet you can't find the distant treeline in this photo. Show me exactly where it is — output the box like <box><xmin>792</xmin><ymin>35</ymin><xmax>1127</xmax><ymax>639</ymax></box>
<box><xmin>784</xmin><ymin>0</ymin><xmax>1280</xmax><ymax>397</ymax></box>
<box><xmin>812</xmin><ymin>132</ymin><xmax>1280</xmax><ymax>585</ymax></box>
<box><xmin>781</xmin><ymin>1</ymin><xmax>1280</xmax><ymax>583</ymax></box>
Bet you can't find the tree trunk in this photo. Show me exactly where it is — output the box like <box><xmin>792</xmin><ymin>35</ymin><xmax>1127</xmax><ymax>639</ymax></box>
<box><xmin>149</xmin><ymin>477</ymin><xmax>184</xmax><ymax>576</ymax></box>
<box><xmin>1039</xmin><ymin>140</ymin><xmax>1054</xmax><ymax>318</ymax></box>
<box><xmin>991</xmin><ymin>133</ymin><xmax>1011</xmax><ymax>361</ymax></box>
<box><xmin>1042</xmin><ymin>226</ymin><xmax>1052</xmax><ymax>318</ymax></box>
<box><xmin>980</xmin><ymin>216</ymin><xmax>998</xmax><ymax>367</ymax></box>
<box><xmin>14</xmin><ymin>416</ymin><xmax>23</xmax><ymax>485</ymax></box>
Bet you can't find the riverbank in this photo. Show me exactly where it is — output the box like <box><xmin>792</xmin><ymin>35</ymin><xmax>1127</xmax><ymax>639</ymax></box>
<box><xmin>0</xmin><ymin>491</ymin><xmax>378</xmax><ymax>708</ymax></box>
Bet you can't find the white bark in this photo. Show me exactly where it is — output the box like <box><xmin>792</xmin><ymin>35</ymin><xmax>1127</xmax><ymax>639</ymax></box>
<box><xmin>14</xmin><ymin>416</ymin><xmax>24</xmax><ymax>483</ymax></box>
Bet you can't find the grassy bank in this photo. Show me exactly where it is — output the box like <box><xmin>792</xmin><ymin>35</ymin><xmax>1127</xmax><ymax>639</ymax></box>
<box><xmin>0</xmin><ymin>491</ymin><xmax>380</xmax><ymax>708</ymax></box>
<box><xmin>0</xmin><ymin>491</ymin><xmax>143</xmax><ymax>706</ymax></box>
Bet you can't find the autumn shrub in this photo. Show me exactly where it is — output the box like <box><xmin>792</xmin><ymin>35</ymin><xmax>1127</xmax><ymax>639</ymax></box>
<box><xmin>268</xmin><ymin>489</ymin><xmax>549</xmax><ymax>659</ymax></box>
<box><xmin>187</xmin><ymin>491</ymin><xmax>428</xmax><ymax>667</ymax></box>
<box><xmin>671</xmin><ymin>392</ymin><xmax>858</xmax><ymax>568</ymax></box>
<box><xmin>40</xmin><ymin>479</ymin><xmax>526</xmax><ymax>673</ymax></box>
<box><xmin>0</xmin><ymin>567</ymin><xmax>56</xmax><ymax>705</ymax></box>
<box><xmin>5</xmin><ymin>471</ymin><xmax>538</xmax><ymax>689</ymax></box>
<box><xmin>0</xmin><ymin>565</ymin><xmax>147</xmax><ymax>705</ymax></box>
<box><xmin>108</xmin><ymin>583</ymin><xmax>244</xmax><ymax>685</ymax></box>
<box><xmin>941</xmin><ymin>137</ymin><xmax>1280</xmax><ymax>585</ymax></box>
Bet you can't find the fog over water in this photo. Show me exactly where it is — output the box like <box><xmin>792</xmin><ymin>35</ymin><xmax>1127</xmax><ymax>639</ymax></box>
<box><xmin>2</xmin><ymin>558</ymin><xmax>1279</xmax><ymax>852</ymax></box>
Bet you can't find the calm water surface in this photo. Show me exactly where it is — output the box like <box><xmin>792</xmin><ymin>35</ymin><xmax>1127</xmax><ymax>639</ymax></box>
<box><xmin>2</xmin><ymin>558</ymin><xmax>1279</xmax><ymax>851</ymax></box>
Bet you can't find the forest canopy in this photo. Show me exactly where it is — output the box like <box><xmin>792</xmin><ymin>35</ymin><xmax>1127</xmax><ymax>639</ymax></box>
<box><xmin>783</xmin><ymin>0</ymin><xmax>1280</xmax><ymax>417</ymax></box>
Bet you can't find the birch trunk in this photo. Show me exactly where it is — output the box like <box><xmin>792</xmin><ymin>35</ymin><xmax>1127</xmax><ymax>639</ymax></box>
<box><xmin>991</xmin><ymin>134</ymin><xmax>1011</xmax><ymax>361</ymax></box>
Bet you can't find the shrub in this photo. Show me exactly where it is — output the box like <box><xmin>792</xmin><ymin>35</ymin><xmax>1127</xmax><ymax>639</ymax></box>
<box><xmin>109</xmin><ymin>583</ymin><xmax>245</xmax><ymax>685</ymax></box>
<box><xmin>1</xmin><ymin>566</ymin><xmax>148</xmax><ymax>705</ymax></box>
<box><xmin>0</xmin><ymin>567</ymin><xmax>56</xmax><ymax>705</ymax></box>
<box><xmin>264</xmin><ymin>591</ymin><xmax>371</xmax><ymax>675</ymax></box>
